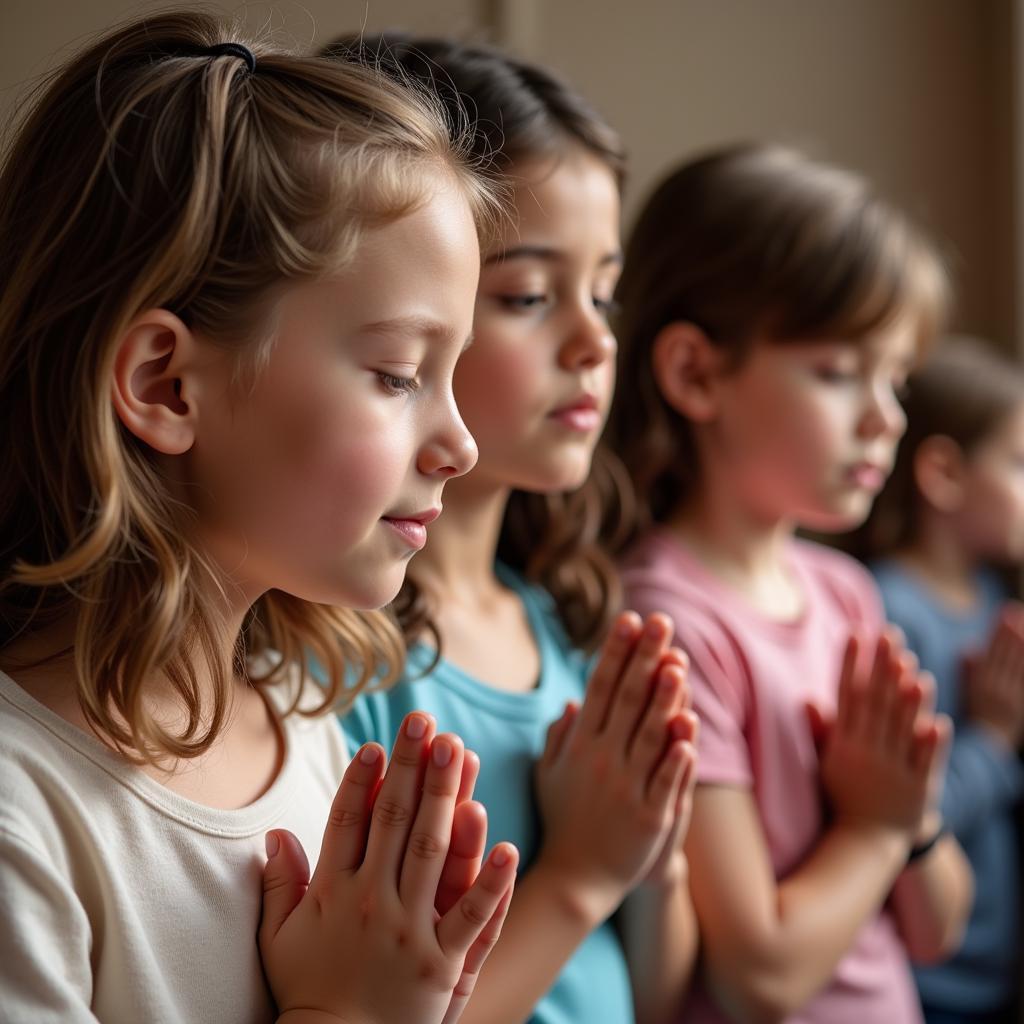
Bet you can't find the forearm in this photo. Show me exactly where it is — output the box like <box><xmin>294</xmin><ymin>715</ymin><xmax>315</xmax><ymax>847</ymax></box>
<box><xmin>705</xmin><ymin>824</ymin><xmax>910</xmax><ymax>1023</ymax></box>
<box><xmin>455</xmin><ymin>861</ymin><xmax>614</xmax><ymax>1024</ymax></box>
<box><xmin>619</xmin><ymin>875</ymin><xmax>697</xmax><ymax>1024</ymax></box>
<box><xmin>891</xmin><ymin>832</ymin><xmax>973</xmax><ymax>964</ymax></box>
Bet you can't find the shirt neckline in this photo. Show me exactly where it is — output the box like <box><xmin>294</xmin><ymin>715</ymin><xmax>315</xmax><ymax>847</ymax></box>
<box><xmin>0</xmin><ymin>666</ymin><xmax>303</xmax><ymax>837</ymax></box>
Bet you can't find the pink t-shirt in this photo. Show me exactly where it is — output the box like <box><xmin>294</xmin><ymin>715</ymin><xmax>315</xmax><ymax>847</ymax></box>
<box><xmin>621</xmin><ymin>529</ymin><xmax>922</xmax><ymax>1024</ymax></box>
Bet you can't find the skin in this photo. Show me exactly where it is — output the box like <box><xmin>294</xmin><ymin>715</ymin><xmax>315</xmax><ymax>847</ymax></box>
<box><xmin>1</xmin><ymin>173</ymin><xmax>519</xmax><ymax>1024</ymax></box>
<box><xmin>409</xmin><ymin>148</ymin><xmax>698</xmax><ymax>1024</ymax></box>
<box><xmin>653</xmin><ymin>319</ymin><xmax>972</xmax><ymax>1021</ymax></box>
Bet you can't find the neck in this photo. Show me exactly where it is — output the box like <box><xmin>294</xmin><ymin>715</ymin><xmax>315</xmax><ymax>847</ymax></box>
<box><xmin>664</xmin><ymin>470</ymin><xmax>803</xmax><ymax>619</ymax></box>
<box><xmin>412</xmin><ymin>472</ymin><xmax>510</xmax><ymax>604</ymax></box>
<box><xmin>896</xmin><ymin>514</ymin><xmax>979</xmax><ymax>608</ymax></box>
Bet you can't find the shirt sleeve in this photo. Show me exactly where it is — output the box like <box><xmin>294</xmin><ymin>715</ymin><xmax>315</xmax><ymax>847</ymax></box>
<box><xmin>0</xmin><ymin>827</ymin><xmax>98</xmax><ymax>1023</ymax></box>
<box><xmin>625</xmin><ymin>583</ymin><xmax>753</xmax><ymax>788</ymax></box>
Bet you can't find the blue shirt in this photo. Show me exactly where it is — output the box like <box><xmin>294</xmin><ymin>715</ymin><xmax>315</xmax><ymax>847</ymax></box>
<box><xmin>871</xmin><ymin>559</ymin><xmax>1023</xmax><ymax>1013</ymax></box>
<box><xmin>340</xmin><ymin>568</ymin><xmax>635</xmax><ymax>1024</ymax></box>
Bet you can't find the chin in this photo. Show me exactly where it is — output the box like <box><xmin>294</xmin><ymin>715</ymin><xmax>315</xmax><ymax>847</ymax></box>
<box><xmin>799</xmin><ymin>499</ymin><xmax>874</xmax><ymax>535</ymax></box>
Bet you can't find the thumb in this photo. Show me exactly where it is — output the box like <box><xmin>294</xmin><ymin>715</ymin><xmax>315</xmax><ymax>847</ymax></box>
<box><xmin>259</xmin><ymin>829</ymin><xmax>311</xmax><ymax>948</ymax></box>
<box><xmin>804</xmin><ymin>701</ymin><xmax>831</xmax><ymax>752</ymax></box>
<box><xmin>540</xmin><ymin>701</ymin><xmax>578</xmax><ymax>767</ymax></box>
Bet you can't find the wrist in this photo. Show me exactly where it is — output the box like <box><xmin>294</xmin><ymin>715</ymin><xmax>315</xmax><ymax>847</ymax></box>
<box><xmin>907</xmin><ymin>819</ymin><xmax>946</xmax><ymax>866</ymax></box>
<box><xmin>531</xmin><ymin>856</ymin><xmax>625</xmax><ymax>929</ymax></box>
<box><xmin>831</xmin><ymin>816</ymin><xmax>914</xmax><ymax>860</ymax></box>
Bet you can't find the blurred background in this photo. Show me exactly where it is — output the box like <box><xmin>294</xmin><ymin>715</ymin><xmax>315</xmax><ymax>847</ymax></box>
<box><xmin>2</xmin><ymin>0</ymin><xmax>1021</xmax><ymax>355</ymax></box>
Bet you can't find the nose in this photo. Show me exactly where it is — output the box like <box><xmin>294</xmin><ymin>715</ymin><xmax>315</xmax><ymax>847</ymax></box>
<box><xmin>417</xmin><ymin>392</ymin><xmax>478</xmax><ymax>479</ymax></box>
<box><xmin>859</xmin><ymin>382</ymin><xmax>906</xmax><ymax>442</ymax></box>
<box><xmin>558</xmin><ymin>301</ymin><xmax>617</xmax><ymax>372</ymax></box>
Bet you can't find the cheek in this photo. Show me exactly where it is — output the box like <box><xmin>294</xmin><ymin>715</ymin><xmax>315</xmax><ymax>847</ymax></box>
<box><xmin>454</xmin><ymin>343</ymin><xmax>544</xmax><ymax>439</ymax></box>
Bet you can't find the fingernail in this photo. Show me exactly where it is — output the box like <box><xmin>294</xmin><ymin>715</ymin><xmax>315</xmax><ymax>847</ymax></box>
<box><xmin>265</xmin><ymin>832</ymin><xmax>279</xmax><ymax>858</ymax></box>
<box><xmin>491</xmin><ymin>846</ymin><xmax>510</xmax><ymax>867</ymax></box>
<box><xmin>406</xmin><ymin>714</ymin><xmax>427</xmax><ymax>739</ymax></box>
<box><xmin>359</xmin><ymin>744</ymin><xmax>380</xmax><ymax>765</ymax></box>
<box><xmin>616</xmin><ymin>617</ymin><xmax>635</xmax><ymax>638</ymax></box>
<box><xmin>432</xmin><ymin>739</ymin><xmax>452</xmax><ymax>767</ymax></box>
<box><xmin>645</xmin><ymin>618</ymin><xmax>665</xmax><ymax>639</ymax></box>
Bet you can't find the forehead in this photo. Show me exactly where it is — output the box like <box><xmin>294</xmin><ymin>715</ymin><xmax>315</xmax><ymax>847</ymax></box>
<box><xmin>495</xmin><ymin>149</ymin><xmax>620</xmax><ymax>250</ymax></box>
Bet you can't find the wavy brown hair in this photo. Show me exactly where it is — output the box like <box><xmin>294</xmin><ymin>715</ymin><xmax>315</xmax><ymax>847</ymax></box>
<box><xmin>609</xmin><ymin>143</ymin><xmax>951</xmax><ymax>530</ymax></box>
<box><xmin>0</xmin><ymin>11</ymin><xmax>498</xmax><ymax>762</ymax></box>
<box><xmin>852</xmin><ymin>336</ymin><xmax>1024</xmax><ymax>558</ymax></box>
<box><xmin>324</xmin><ymin>34</ymin><xmax>631</xmax><ymax>653</ymax></box>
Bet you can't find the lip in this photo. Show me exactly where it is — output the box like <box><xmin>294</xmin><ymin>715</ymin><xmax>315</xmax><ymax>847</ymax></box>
<box><xmin>548</xmin><ymin>393</ymin><xmax>602</xmax><ymax>433</ymax></box>
<box><xmin>846</xmin><ymin>462</ymin><xmax>888</xmax><ymax>491</ymax></box>
<box><xmin>381</xmin><ymin>507</ymin><xmax>441</xmax><ymax>550</ymax></box>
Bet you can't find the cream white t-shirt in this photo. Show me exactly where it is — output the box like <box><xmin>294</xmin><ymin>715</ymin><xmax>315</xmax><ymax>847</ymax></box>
<box><xmin>0</xmin><ymin>667</ymin><xmax>349</xmax><ymax>1023</ymax></box>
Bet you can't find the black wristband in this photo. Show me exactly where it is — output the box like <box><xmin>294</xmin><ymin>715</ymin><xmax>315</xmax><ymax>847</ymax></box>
<box><xmin>907</xmin><ymin>826</ymin><xmax>945</xmax><ymax>865</ymax></box>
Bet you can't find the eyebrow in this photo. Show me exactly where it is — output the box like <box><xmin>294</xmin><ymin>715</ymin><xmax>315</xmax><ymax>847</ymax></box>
<box><xmin>361</xmin><ymin>314</ymin><xmax>472</xmax><ymax>351</ymax></box>
<box><xmin>483</xmin><ymin>244</ymin><xmax>623</xmax><ymax>268</ymax></box>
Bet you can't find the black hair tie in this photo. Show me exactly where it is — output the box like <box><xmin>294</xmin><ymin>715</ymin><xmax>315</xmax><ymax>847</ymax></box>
<box><xmin>206</xmin><ymin>42</ymin><xmax>257</xmax><ymax>75</ymax></box>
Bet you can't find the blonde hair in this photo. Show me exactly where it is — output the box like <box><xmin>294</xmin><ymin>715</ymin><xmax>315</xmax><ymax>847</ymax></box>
<box><xmin>611</xmin><ymin>143</ymin><xmax>951</xmax><ymax>526</ymax></box>
<box><xmin>0</xmin><ymin>10</ymin><xmax>498</xmax><ymax>762</ymax></box>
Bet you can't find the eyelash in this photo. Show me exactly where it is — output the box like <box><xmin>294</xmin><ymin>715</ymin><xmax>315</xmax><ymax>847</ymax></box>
<box><xmin>499</xmin><ymin>294</ymin><xmax>619</xmax><ymax>317</ymax></box>
<box><xmin>377</xmin><ymin>371</ymin><xmax>420</xmax><ymax>396</ymax></box>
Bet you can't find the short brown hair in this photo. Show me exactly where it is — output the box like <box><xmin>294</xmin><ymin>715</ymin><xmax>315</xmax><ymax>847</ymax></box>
<box><xmin>610</xmin><ymin>143</ymin><xmax>950</xmax><ymax>526</ymax></box>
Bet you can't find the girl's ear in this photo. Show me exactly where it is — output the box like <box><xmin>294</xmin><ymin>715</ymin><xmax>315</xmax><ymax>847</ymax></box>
<box><xmin>110</xmin><ymin>309</ymin><xmax>203</xmax><ymax>455</ymax></box>
<box><xmin>651</xmin><ymin>321</ymin><xmax>725</xmax><ymax>422</ymax></box>
<box><xmin>913</xmin><ymin>434</ymin><xmax>967</xmax><ymax>513</ymax></box>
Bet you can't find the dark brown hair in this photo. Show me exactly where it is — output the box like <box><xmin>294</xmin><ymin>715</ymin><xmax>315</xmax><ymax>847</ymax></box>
<box><xmin>609</xmin><ymin>143</ymin><xmax>951</xmax><ymax>527</ymax></box>
<box><xmin>323</xmin><ymin>33</ymin><xmax>631</xmax><ymax>652</ymax></box>
<box><xmin>856</xmin><ymin>336</ymin><xmax>1024</xmax><ymax>556</ymax></box>
<box><xmin>0</xmin><ymin>11</ymin><xmax>497</xmax><ymax>761</ymax></box>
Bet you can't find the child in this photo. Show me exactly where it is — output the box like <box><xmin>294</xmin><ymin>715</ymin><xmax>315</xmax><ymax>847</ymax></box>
<box><xmin>612</xmin><ymin>143</ymin><xmax>974</xmax><ymax>1024</ymax></box>
<box><xmin>862</xmin><ymin>337</ymin><xmax>1024</xmax><ymax>1024</ymax></box>
<box><xmin>324</xmin><ymin>35</ymin><xmax>699</xmax><ymax>1024</ymax></box>
<box><xmin>0</xmin><ymin>12</ymin><xmax>520</xmax><ymax>1023</ymax></box>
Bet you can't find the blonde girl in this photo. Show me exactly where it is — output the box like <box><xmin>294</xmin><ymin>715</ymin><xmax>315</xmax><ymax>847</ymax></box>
<box><xmin>862</xmin><ymin>337</ymin><xmax>1024</xmax><ymax>1024</ymax></box>
<box><xmin>612</xmin><ymin>143</ymin><xmax>973</xmax><ymax>1024</ymax></box>
<box><xmin>0</xmin><ymin>12</ymin><xmax>518</xmax><ymax>1023</ymax></box>
<box><xmin>325</xmin><ymin>35</ymin><xmax>699</xmax><ymax>1024</ymax></box>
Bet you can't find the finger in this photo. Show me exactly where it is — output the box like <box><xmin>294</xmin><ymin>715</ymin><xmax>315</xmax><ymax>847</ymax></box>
<box><xmin>458</xmin><ymin>749</ymin><xmax>480</xmax><ymax>805</ymax></box>
<box><xmin>399</xmin><ymin>733</ymin><xmax>465</xmax><ymax>913</ymax></box>
<box><xmin>910</xmin><ymin>719</ymin><xmax>942</xmax><ymax>778</ymax></box>
<box><xmin>362</xmin><ymin>712</ymin><xmax>436</xmax><ymax>884</ymax></box>
<box><xmin>540</xmin><ymin>702</ymin><xmax>579</xmax><ymax>768</ymax></box>
<box><xmin>805</xmin><ymin>701</ymin><xmax>832</xmax><ymax>753</ymax></box>
<box><xmin>646</xmin><ymin>734</ymin><xmax>690</xmax><ymax>815</ymax></box>
<box><xmin>836</xmin><ymin>634</ymin><xmax>859</xmax><ymax>731</ymax></box>
<box><xmin>438</xmin><ymin>843</ymin><xmax>520</xmax><ymax>958</ymax></box>
<box><xmin>916</xmin><ymin>670</ymin><xmax>937</xmax><ymax>719</ymax></box>
<box><xmin>312</xmin><ymin>742</ymin><xmax>386</xmax><ymax>880</ymax></box>
<box><xmin>892</xmin><ymin>674</ymin><xmax>924</xmax><ymax>758</ymax></box>
<box><xmin>441</xmin><ymin>885</ymin><xmax>515</xmax><ymax>1024</ymax></box>
<box><xmin>862</xmin><ymin>633</ymin><xmax>898</xmax><ymax>744</ymax></box>
<box><xmin>578</xmin><ymin>612</ymin><xmax>643</xmax><ymax>735</ymax></box>
<box><xmin>882</xmin><ymin>654</ymin><xmax>918</xmax><ymax>748</ymax></box>
<box><xmin>435</xmin><ymin>800</ymin><xmax>487</xmax><ymax>917</ymax></box>
<box><xmin>662</xmin><ymin>734</ymin><xmax>698</xmax><ymax>852</ymax></box>
<box><xmin>628</xmin><ymin>660</ymin><xmax>687</xmax><ymax>785</ymax></box>
<box><xmin>604</xmin><ymin>613</ymin><xmax>674</xmax><ymax>750</ymax></box>
<box><xmin>259</xmin><ymin>828</ymin><xmax>311</xmax><ymax>948</ymax></box>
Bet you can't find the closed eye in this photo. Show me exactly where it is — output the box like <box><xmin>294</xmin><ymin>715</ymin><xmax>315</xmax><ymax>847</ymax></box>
<box><xmin>377</xmin><ymin>371</ymin><xmax>420</xmax><ymax>395</ymax></box>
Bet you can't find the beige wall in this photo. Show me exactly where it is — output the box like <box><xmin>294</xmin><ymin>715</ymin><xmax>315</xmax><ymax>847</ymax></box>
<box><xmin>2</xmin><ymin>0</ymin><xmax>1016</xmax><ymax>348</ymax></box>
<box><xmin>502</xmin><ymin>0</ymin><xmax>1016</xmax><ymax>348</ymax></box>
